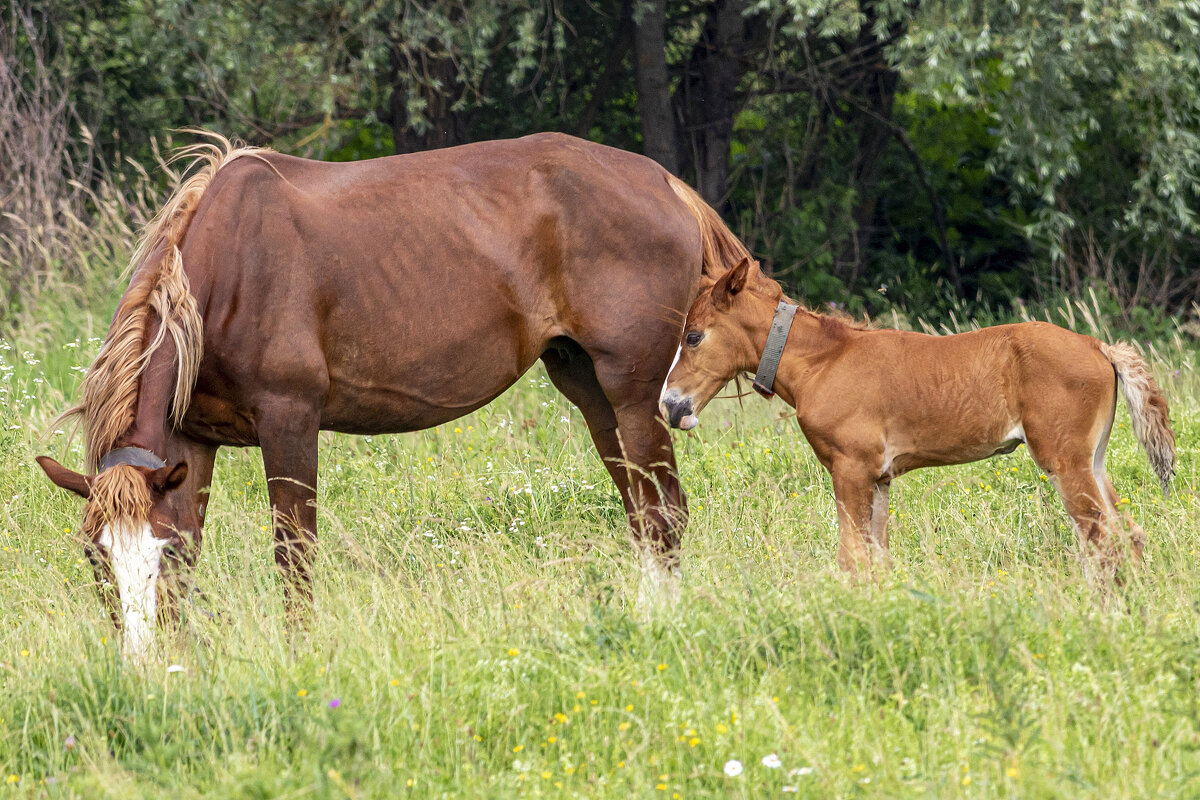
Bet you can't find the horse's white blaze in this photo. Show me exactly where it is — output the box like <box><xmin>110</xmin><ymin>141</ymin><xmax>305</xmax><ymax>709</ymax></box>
<box><xmin>98</xmin><ymin>520</ymin><xmax>167</xmax><ymax>661</ymax></box>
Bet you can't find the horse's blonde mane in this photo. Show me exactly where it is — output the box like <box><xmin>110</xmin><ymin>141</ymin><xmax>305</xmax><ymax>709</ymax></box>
<box><xmin>60</xmin><ymin>131</ymin><xmax>272</xmax><ymax>472</ymax></box>
<box><xmin>666</xmin><ymin>174</ymin><xmax>751</xmax><ymax>278</ymax></box>
<box><xmin>83</xmin><ymin>465</ymin><xmax>152</xmax><ymax>534</ymax></box>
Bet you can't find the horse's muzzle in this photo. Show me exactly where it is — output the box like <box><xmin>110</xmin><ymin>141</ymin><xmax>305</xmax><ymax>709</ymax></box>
<box><xmin>660</xmin><ymin>389</ymin><xmax>699</xmax><ymax>430</ymax></box>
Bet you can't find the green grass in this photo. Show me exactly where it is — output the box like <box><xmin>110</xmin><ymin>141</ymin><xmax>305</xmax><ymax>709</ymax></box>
<box><xmin>2</xmin><ymin>288</ymin><xmax>1200</xmax><ymax>798</ymax></box>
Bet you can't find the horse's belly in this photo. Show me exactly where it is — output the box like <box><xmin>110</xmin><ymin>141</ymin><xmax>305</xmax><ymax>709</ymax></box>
<box><xmin>319</xmin><ymin>355</ymin><xmax>531</xmax><ymax>435</ymax></box>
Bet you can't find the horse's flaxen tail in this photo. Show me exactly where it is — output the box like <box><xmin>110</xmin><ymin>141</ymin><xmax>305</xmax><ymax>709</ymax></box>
<box><xmin>60</xmin><ymin>131</ymin><xmax>271</xmax><ymax>471</ymax></box>
<box><xmin>666</xmin><ymin>174</ymin><xmax>751</xmax><ymax>279</ymax></box>
<box><xmin>1101</xmin><ymin>342</ymin><xmax>1176</xmax><ymax>495</ymax></box>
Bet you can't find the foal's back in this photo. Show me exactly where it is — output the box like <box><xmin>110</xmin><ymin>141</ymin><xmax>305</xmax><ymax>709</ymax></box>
<box><xmin>803</xmin><ymin>321</ymin><xmax>1115</xmax><ymax>471</ymax></box>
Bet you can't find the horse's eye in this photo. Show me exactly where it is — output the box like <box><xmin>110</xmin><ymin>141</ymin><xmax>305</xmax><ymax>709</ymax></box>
<box><xmin>685</xmin><ymin>331</ymin><xmax>703</xmax><ymax>347</ymax></box>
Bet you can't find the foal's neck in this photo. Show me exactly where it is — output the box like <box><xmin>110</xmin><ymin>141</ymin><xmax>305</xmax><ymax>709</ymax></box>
<box><xmin>747</xmin><ymin>298</ymin><xmax>852</xmax><ymax>410</ymax></box>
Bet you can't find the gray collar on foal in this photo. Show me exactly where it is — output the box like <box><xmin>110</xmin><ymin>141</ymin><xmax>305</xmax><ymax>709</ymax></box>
<box><xmin>98</xmin><ymin>447</ymin><xmax>166</xmax><ymax>472</ymax></box>
<box><xmin>752</xmin><ymin>300</ymin><xmax>799</xmax><ymax>398</ymax></box>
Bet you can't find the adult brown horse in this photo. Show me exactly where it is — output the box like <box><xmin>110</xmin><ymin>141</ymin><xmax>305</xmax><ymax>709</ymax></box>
<box><xmin>37</xmin><ymin>132</ymin><xmax>750</xmax><ymax>659</ymax></box>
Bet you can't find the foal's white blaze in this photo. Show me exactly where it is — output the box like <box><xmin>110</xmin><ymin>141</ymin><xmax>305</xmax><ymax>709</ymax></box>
<box><xmin>98</xmin><ymin>520</ymin><xmax>167</xmax><ymax>661</ymax></box>
<box><xmin>660</xmin><ymin>345</ymin><xmax>683</xmax><ymax>402</ymax></box>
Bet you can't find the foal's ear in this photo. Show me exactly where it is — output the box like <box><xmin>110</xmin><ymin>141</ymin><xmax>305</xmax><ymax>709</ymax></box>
<box><xmin>712</xmin><ymin>257</ymin><xmax>754</xmax><ymax>310</ymax></box>
<box><xmin>36</xmin><ymin>456</ymin><xmax>91</xmax><ymax>499</ymax></box>
<box><xmin>148</xmin><ymin>462</ymin><xmax>189</xmax><ymax>494</ymax></box>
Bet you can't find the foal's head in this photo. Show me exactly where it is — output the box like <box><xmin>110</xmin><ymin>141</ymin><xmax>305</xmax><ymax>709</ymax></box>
<box><xmin>661</xmin><ymin>257</ymin><xmax>780</xmax><ymax>429</ymax></box>
<box><xmin>36</xmin><ymin>456</ymin><xmax>196</xmax><ymax>660</ymax></box>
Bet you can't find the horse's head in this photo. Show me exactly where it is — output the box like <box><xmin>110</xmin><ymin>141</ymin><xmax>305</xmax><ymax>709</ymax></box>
<box><xmin>36</xmin><ymin>454</ymin><xmax>196</xmax><ymax>661</ymax></box>
<box><xmin>661</xmin><ymin>257</ymin><xmax>780</xmax><ymax>430</ymax></box>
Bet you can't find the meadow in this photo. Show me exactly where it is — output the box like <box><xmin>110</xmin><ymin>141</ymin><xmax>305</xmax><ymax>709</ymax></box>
<box><xmin>1</xmin><ymin>284</ymin><xmax>1199</xmax><ymax>799</ymax></box>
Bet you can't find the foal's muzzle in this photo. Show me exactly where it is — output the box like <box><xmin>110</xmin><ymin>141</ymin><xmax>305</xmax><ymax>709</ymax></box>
<box><xmin>660</xmin><ymin>389</ymin><xmax>699</xmax><ymax>430</ymax></box>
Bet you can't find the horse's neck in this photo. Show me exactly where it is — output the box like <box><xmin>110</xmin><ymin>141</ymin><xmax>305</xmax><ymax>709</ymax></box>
<box><xmin>114</xmin><ymin>337</ymin><xmax>180</xmax><ymax>457</ymax></box>
<box><xmin>765</xmin><ymin>311</ymin><xmax>848</xmax><ymax>410</ymax></box>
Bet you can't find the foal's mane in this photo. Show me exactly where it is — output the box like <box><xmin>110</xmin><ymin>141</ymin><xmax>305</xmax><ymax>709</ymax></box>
<box><xmin>757</xmin><ymin>275</ymin><xmax>869</xmax><ymax>334</ymax></box>
<box><xmin>804</xmin><ymin>306</ymin><xmax>869</xmax><ymax>334</ymax></box>
<box><xmin>60</xmin><ymin>132</ymin><xmax>272</xmax><ymax>472</ymax></box>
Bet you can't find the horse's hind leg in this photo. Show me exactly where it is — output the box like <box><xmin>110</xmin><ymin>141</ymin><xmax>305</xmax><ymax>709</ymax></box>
<box><xmin>609</xmin><ymin>400</ymin><xmax>688</xmax><ymax>612</ymax></box>
<box><xmin>543</xmin><ymin>343</ymin><xmax>687</xmax><ymax>612</ymax></box>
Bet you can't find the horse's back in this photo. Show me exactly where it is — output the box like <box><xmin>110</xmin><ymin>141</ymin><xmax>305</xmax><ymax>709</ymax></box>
<box><xmin>189</xmin><ymin>133</ymin><xmax>698</xmax><ymax>299</ymax></box>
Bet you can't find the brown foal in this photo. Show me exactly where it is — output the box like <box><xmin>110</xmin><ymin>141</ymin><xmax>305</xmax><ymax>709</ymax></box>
<box><xmin>661</xmin><ymin>258</ymin><xmax>1176</xmax><ymax>577</ymax></box>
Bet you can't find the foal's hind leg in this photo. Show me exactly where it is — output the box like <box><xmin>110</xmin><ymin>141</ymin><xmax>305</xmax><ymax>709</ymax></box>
<box><xmin>1026</xmin><ymin>436</ymin><xmax>1122</xmax><ymax>583</ymax></box>
<box><xmin>1053</xmin><ymin>467</ymin><xmax>1122</xmax><ymax>585</ymax></box>
<box><xmin>1102</xmin><ymin>476</ymin><xmax>1147</xmax><ymax>565</ymax></box>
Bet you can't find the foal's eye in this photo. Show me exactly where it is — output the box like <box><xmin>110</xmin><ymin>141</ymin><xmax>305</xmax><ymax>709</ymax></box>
<box><xmin>685</xmin><ymin>331</ymin><xmax>703</xmax><ymax>347</ymax></box>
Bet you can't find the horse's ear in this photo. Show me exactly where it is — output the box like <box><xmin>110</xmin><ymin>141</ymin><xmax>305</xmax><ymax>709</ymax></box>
<box><xmin>712</xmin><ymin>257</ymin><xmax>754</xmax><ymax>310</ymax></box>
<box><xmin>36</xmin><ymin>456</ymin><xmax>91</xmax><ymax>499</ymax></box>
<box><xmin>148</xmin><ymin>462</ymin><xmax>189</xmax><ymax>494</ymax></box>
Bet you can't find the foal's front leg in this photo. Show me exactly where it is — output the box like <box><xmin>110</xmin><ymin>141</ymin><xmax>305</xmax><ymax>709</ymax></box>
<box><xmin>869</xmin><ymin>479</ymin><xmax>892</xmax><ymax>567</ymax></box>
<box><xmin>830</xmin><ymin>463</ymin><xmax>882</xmax><ymax>575</ymax></box>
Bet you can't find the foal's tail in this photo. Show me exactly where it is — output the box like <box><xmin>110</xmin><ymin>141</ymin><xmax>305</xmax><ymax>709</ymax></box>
<box><xmin>1102</xmin><ymin>342</ymin><xmax>1176</xmax><ymax>494</ymax></box>
<box><xmin>666</xmin><ymin>175</ymin><xmax>751</xmax><ymax>278</ymax></box>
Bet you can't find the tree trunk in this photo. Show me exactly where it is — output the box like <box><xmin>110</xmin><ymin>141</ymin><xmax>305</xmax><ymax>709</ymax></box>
<box><xmin>839</xmin><ymin>67</ymin><xmax>899</xmax><ymax>284</ymax></box>
<box><xmin>576</xmin><ymin>0</ymin><xmax>635</xmax><ymax>137</ymax></box>
<box><xmin>633</xmin><ymin>0</ymin><xmax>678</xmax><ymax>174</ymax></box>
<box><xmin>685</xmin><ymin>0</ymin><xmax>746</xmax><ymax>209</ymax></box>
<box><xmin>835</xmin><ymin>1</ymin><xmax>905</xmax><ymax>284</ymax></box>
<box><xmin>388</xmin><ymin>42</ymin><xmax>471</xmax><ymax>154</ymax></box>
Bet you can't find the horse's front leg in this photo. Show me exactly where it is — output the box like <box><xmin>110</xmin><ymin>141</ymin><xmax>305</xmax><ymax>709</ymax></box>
<box><xmin>258</xmin><ymin>399</ymin><xmax>320</xmax><ymax>625</ymax></box>
<box><xmin>157</xmin><ymin>436</ymin><xmax>219</xmax><ymax>631</ymax></box>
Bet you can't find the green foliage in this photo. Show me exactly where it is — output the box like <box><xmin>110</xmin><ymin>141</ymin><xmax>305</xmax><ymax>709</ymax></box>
<box><xmin>895</xmin><ymin>0</ymin><xmax>1200</xmax><ymax>242</ymax></box>
<box><xmin>6</xmin><ymin>0</ymin><xmax>1200</xmax><ymax>320</ymax></box>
